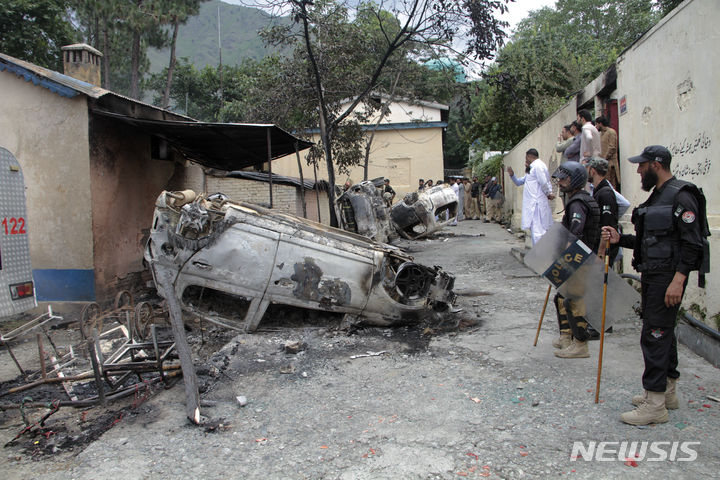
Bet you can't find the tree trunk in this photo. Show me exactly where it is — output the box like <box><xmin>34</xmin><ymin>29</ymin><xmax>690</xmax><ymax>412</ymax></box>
<box><xmin>163</xmin><ymin>16</ymin><xmax>180</xmax><ymax>109</ymax></box>
<box><xmin>295</xmin><ymin>144</ymin><xmax>307</xmax><ymax>218</ymax></box>
<box><xmin>130</xmin><ymin>29</ymin><xmax>141</xmax><ymax>99</ymax></box>
<box><xmin>101</xmin><ymin>19</ymin><xmax>110</xmax><ymax>90</ymax></box>
<box><xmin>320</xmin><ymin>118</ymin><xmax>339</xmax><ymax>227</ymax></box>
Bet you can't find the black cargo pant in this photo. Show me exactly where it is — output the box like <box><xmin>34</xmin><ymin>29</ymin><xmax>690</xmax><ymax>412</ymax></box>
<box><xmin>640</xmin><ymin>274</ymin><xmax>684</xmax><ymax>392</ymax></box>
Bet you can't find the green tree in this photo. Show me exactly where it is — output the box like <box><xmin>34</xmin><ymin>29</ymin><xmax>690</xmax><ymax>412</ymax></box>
<box><xmin>255</xmin><ymin>0</ymin><xmax>510</xmax><ymax>226</ymax></box>
<box><xmin>156</xmin><ymin>0</ymin><xmax>205</xmax><ymax>108</ymax></box>
<box><xmin>0</xmin><ymin>0</ymin><xmax>76</xmax><ymax>70</ymax></box>
<box><xmin>147</xmin><ymin>58</ymin><xmax>221</xmax><ymax>119</ymax></box>
<box><xmin>466</xmin><ymin>0</ymin><xmax>660</xmax><ymax>151</ymax></box>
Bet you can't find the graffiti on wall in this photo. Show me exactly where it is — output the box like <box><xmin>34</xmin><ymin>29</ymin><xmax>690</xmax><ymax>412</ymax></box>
<box><xmin>668</xmin><ymin>132</ymin><xmax>712</xmax><ymax>180</ymax></box>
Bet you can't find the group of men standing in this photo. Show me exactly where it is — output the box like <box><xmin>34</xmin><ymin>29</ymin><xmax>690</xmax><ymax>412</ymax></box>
<box><xmin>506</xmin><ymin>110</ymin><xmax>708</xmax><ymax>427</ymax></box>
<box><xmin>417</xmin><ymin>176</ymin><xmax>505</xmax><ymax>224</ymax></box>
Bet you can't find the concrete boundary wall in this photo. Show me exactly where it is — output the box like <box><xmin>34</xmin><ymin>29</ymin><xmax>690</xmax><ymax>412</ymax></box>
<box><xmin>502</xmin><ymin>0</ymin><xmax>719</xmax><ymax>327</ymax></box>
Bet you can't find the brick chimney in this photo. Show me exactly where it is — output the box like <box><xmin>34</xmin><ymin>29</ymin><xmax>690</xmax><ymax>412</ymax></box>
<box><xmin>61</xmin><ymin>43</ymin><xmax>102</xmax><ymax>85</ymax></box>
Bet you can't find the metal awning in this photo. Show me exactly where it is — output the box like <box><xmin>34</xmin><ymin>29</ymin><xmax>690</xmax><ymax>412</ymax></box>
<box><xmin>92</xmin><ymin>110</ymin><xmax>314</xmax><ymax>171</ymax></box>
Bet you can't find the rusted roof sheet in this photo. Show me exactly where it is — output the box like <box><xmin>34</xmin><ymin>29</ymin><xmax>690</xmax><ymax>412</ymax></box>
<box><xmin>93</xmin><ymin>111</ymin><xmax>313</xmax><ymax>171</ymax></box>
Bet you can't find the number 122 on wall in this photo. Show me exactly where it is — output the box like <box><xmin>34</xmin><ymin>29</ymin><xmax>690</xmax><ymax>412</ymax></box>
<box><xmin>2</xmin><ymin>217</ymin><xmax>27</xmax><ymax>235</ymax></box>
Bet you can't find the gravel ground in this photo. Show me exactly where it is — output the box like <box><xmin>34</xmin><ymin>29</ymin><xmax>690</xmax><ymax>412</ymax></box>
<box><xmin>2</xmin><ymin>219</ymin><xmax>719</xmax><ymax>479</ymax></box>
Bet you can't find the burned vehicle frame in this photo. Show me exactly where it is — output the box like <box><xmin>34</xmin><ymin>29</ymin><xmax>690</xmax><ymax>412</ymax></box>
<box><xmin>144</xmin><ymin>190</ymin><xmax>456</xmax><ymax>333</ymax></box>
<box><xmin>391</xmin><ymin>185</ymin><xmax>458</xmax><ymax>240</ymax></box>
<box><xmin>336</xmin><ymin>179</ymin><xmax>398</xmax><ymax>244</ymax></box>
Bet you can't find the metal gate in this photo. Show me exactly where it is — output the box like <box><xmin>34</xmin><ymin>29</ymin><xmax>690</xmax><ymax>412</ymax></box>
<box><xmin>0</xmin><ymin>147</ymin><xmax>36</xmax><ymax>316</ymax></box>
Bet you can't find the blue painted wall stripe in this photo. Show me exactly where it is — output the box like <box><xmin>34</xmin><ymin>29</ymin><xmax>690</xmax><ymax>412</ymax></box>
<box><xmin>33</xmin><ymin>269</ymin><xmax>95</xmax><ymax>302</ymax></box>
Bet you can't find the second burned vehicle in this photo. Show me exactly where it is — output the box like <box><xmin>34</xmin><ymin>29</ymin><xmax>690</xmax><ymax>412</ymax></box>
<box><xmin>390</xmin><ymin>186</ymin><xmax>458</xmax><ymax>240</ymax></box>
<box><xmin>336</xmin><ymin>180</ymin><xmax>398</xmax><ymax>244</ymax></box>
<box><xmin>144</xmin><ymin>190</ymin><xmax>456</xmax><ymax>332</ymax></box>
<box><xmin>336</xmin><ymin>181</ymin><xmax>458</xmax><ymax>241</ymax></box>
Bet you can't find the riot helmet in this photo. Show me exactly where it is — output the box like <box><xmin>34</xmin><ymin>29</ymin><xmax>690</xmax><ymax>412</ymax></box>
<box><xmin>552</xmin><ymin>161</ymin><xmax>587</xmax><ymax>192</ymax></box>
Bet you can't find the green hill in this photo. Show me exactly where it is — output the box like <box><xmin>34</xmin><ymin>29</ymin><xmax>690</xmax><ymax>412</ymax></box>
<box><xmin>147</xmin><ymin>0</ymin><xmax>290</xmax><ymax>74</ymax></box>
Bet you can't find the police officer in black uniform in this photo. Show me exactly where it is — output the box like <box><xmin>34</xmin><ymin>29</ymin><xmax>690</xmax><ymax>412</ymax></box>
<box><xmin>602</xmin><ymin>145</ymin><xmax>706</xmax><ymax>425</ymax></box>
<box><xmin>551</xmin><ymin>161</ymin><xmax>601</xmax><ymax>358</ymax></box>
<box><xmin>587</xmin><ymin>157</ymin><xmax>619</xmax><ymax>264</ymax></box>
<box><xmin>584</xmin><ymin>157</ymin><xmax>620</xmax><ymax>340</ymax></box>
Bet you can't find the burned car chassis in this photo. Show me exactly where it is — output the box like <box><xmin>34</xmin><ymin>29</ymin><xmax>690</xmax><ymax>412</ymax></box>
<box><xmin>145</xmin><ymin>191</ymin><xmax>456</xmax><ymax>334</ymax></box>
<box><xmin>336</xmin><ymin>181</ymin><xmax>459</xmax><ymax>242</ymax></box>
<box><xmin>391</xmin><ymin>186</ymin><xmax>458</xmax><ymax>240</ymax></box>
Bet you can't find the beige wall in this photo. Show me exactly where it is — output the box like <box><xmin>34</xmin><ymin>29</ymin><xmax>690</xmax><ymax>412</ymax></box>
<box><xmin>272</xmin><ymin>126</ymin><xmax>446</xmax><ymax>202</ymax></box>
<box><xmin>351</xmin><ymin>100</ymin><xmax>445</xmax><ymax>124</ymax></box>
<box><xmin>502</xmin><ymin>0</ymin><xmax>720</xmax><ymax>325</ymax></box>
<box><xmin>0</xmin><ymin>71</ymin><xmax>94</xmax><ymax>271</ymax></box>
<box><xmin>614</xmin><ymin>0</ymin><xmax>719</xmax><ymax>321</ymax></box>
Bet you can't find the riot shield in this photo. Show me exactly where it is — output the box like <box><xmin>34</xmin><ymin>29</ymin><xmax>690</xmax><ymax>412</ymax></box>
<box><xmin>524</xmin><ymin>223</ymin><xmax>639</xmax><ymax>331</ymax></box>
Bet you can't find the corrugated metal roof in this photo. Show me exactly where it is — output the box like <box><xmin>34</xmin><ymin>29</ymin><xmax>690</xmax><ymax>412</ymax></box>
<box><xmin>94</xmin><ymin>111</ymin><xmax>313</xmax><ymax>171</ymax></box>
<box><xmin>0</xmin><ymin>51</ymin><xmax>313</xmax><ymax>171</ymax></box>
<box><xmin>221</xmin><ymin>170</ymin><xmax>329</xmax><ymax>191</ymax></box>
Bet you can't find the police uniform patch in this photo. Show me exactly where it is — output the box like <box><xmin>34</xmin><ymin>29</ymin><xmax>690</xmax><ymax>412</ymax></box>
<box><xmin>682</xmin><ymin>211</ymin><xmax>695</xmax><ymax>223</ymax></box>
<box><xmin>572</xmin><ymin>212</ymin><xmax>582</xmax><ymax>220</ymax></box>
<box><xmin>602</xmin><ymin>205</ymin><xmax>611</xmax><ymax>212</ymax></box>
<box><xmin>674</xmin><ymin>206</ymin><xmax>683</xmax><ymax>217</ymax></box>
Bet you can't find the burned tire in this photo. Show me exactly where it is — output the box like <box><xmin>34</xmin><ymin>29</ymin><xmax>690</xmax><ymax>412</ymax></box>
<box><xmin>114</xmin><ymin>290</ymin><xmax>134</xmax><ymax>310</ymax></box>
<box><xmin>80</xmin><ymin>302</ymin><xmax>102</xmax><ymax>340</ymax></box>
<box><xmin>134</xmin><ymin>301</ymin><xmax>153</xmax><ymax>341</ymax></box>
<box><xmin>394</xmin><ymin>263</ymin><xmax>431</xmax><ymax>299</ymax></box>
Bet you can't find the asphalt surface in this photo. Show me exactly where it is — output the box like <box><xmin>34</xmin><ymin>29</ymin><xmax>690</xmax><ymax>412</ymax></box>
<box><xmin>2</xmin><ymin>219</ymin><xmax>720</xmax><ymax>479</ymax></box>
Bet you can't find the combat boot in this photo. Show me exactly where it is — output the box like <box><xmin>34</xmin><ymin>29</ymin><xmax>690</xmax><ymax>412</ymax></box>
<box><xmin>554</xmin><ymin>339</ymin><xmax>589</xmax><ymax>358</ymax></box>
<box><xmin>621</xmin><ymin>391</ymin><xmax>669</xmax><ymax>425</ymax></box>
<box><xmin>632</xmin><ymin>378</ymin><xmax>679</xmax><ymax>409</ymax></box>
<box><xmin>552</xmin><ymin>333</ymin><xmax>572</xmax><ymax>349</ymax></box>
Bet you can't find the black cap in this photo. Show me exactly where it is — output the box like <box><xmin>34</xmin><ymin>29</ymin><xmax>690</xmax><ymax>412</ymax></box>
<box><xmin>628</xmin><ymin>145</ymin><xmax>672</xmax><ymax>165</ymax></box>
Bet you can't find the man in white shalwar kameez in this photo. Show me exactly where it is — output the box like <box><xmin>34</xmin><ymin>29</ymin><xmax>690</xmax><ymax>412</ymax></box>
<box><xmin>506</xmin><ymin>148</ymin><xmax>555</xmax><ymax>245</ymax></box>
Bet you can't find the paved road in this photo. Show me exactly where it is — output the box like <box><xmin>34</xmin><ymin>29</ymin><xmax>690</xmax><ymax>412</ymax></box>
<box><xmin>4</xmin><ymin>220</ymin><xmax>720</xmax><ymax>479</ymax></box>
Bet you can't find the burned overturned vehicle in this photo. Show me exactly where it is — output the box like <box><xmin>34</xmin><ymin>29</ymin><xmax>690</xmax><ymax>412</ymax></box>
<box><xmin>391</xmin><ymin>186</ymin><xmax>458</xmax><ymax>240</ymax></box>
<box><xmin>336</xmin><ymin>181</ymin><xmax>459</xmax><ymax>242</ymax></box>
<box><xmin>144</xmin><ymin>190</ymin><xmax>456</xmax><ymax>332</ymax></box>
<box><xmin>336</xmin><ymin>179</ymin><xmax>398</xmax><ymax>244</ymax></box>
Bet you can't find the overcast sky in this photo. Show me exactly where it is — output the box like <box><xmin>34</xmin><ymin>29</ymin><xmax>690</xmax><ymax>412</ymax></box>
<box><xmin>501</xmin><ymin>0</ymin><xmax>557</xmax><ymax>32</ymax></box>
<box><xmin>220</xmin><ymin>0</ymin><xmax>559</xmax><ymax>77</ymax></box>
<box><xmin>222</xmin><ymin>0</ymin><xmax>557</xmax><ymax>31</ymax></box>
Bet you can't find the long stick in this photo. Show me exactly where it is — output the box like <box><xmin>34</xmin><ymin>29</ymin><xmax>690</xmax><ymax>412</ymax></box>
<box><xmin>595</xmin><ymin>238</ymin><xmax>611</xmax><ymax>403</ymax></box>
<box><xmin>534</xmin><ymin>284</ymin><xmax>553</xmax><ymax>346</ymax></box>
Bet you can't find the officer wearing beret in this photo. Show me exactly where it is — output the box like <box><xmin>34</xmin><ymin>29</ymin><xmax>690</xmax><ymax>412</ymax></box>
<box><xmin>602</xmin><ymin>145</ymin><xmax>706</xmax><ymax>425</ymax></box>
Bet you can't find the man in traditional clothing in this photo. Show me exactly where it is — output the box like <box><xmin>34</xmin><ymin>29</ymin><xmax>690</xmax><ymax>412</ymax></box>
<box><xmin>507</xmin><ymin>149</ymin><xmax>555</xmax><ymax>245</ymax></box>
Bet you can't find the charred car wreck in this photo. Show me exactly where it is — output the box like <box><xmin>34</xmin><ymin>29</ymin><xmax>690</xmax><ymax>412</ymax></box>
<box><xmin>145</xmin><ymin>190</ymin><xmax>456</xmax><ymax>333</ymax></box>
<box><xmin>336</xmin><ymin>181</ymin><xmax>459</xmax><ymax>242</ymax></box>
<box><xmin>391</xmin><ymin>186</ymin><xmax>458</xmax><ymax>240</ymax></box>
<box><xmin>336</xmin><ymin>179</ymin><xmax>398</xmax><ymax>244</ymax></box>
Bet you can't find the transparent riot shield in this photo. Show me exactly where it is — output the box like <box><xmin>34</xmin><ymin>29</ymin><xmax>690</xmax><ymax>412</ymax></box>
<box><xmin>524</xmin><ymin>223</ymin><xmax>639</xmax><ymax>331</ymax></box>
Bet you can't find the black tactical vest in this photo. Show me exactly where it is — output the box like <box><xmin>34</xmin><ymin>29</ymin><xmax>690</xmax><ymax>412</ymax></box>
<box><xmin>564</xmin><ymin>190</ymin><xmax>601</xmax><ymax>252</ymax></box>
<box><xmin>631</xmin><ymin>178</ymin><xmax>708</xmax><ymax>274</ymax></box>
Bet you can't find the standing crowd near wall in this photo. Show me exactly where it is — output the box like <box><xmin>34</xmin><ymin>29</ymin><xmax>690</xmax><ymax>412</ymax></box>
<box><xmin>495</xmin><ymin>0</ymin><xmax>718</xmax><ymax>426</ymax></box>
